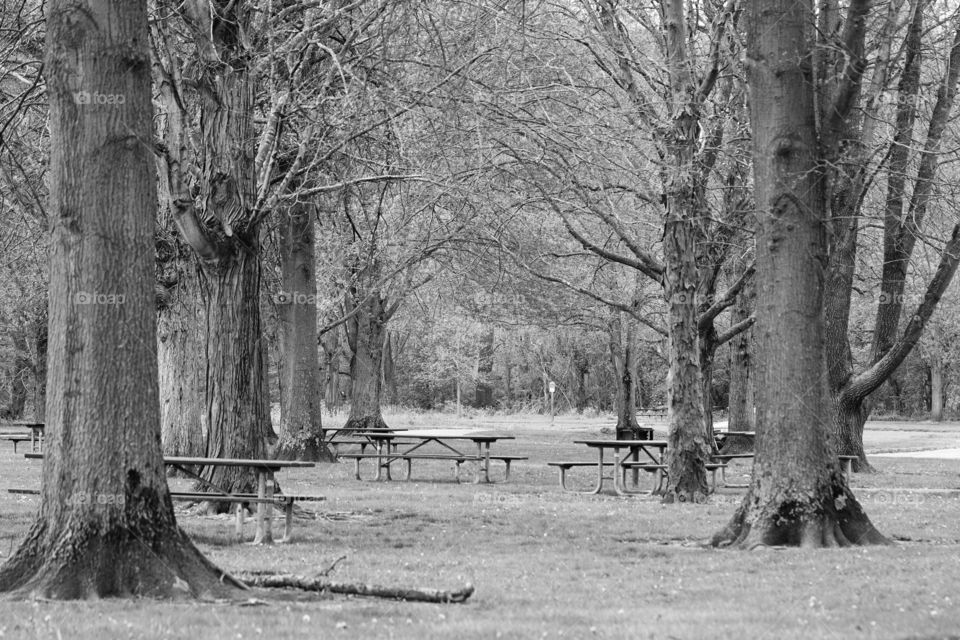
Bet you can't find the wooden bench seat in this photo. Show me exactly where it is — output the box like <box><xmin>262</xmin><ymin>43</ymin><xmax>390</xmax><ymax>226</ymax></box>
<box><xmin>7</xmin><ymin>488</ymin><xmax>324</xmax><ymax>543</ymax></box>
<box><xmin>619</xmin><ymin>461</ymin><xmax>727</xmax><ymax>492</ymax></box>
<box><xmin>0</xmin><ymin>434</ymin><xmax>31</xmax><ymax>453</ymax></box>
<box><xmin>546</xmin><ymin>461</ymin><xmax>617</xmax><ymax>492</ymax></box>
<box><xmin>340</xmin><ymin>452</ymin><xmax>526</xmax><ymax>483</ymax></box>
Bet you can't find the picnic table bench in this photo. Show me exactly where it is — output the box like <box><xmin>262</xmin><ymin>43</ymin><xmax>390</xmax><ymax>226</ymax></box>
<box><xmin>0</xmin><ymin>434</ymin><xmax>32</xmax><ymax>453</ymax></box>
<box><xmin>19</xmin><ymin>453</ymin><xmax>318</xmax><ymax>544</ymax></box>
<box><xmin>0</xmin><ymin>421</ymin><xmax>44</xmax><ymax>453</ymax></box>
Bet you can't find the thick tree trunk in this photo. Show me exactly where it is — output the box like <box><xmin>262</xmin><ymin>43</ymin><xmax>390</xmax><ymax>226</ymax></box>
<box><xmin>0</xmin><ymin>0</ymin><xmax>242</xmax><ymax>598</ymax></box>
<box><xmin>275</xmin><ymin>204</ymin><xmax>333</xmax><ymax>462</ymax></box>
<box><xmin>714</xmin><ymin>0</ymin><xmax>887</xmax><ymax>547</ymax></box>
<box><xmin>197</xmin><ymin>246</ymin><xmax>271</xmax><ymax>493</ymax></box>
<box><xmin>157</xmin><ymin>255</ymin><xmax>205</xmax><ymax>458</ymax></box>
<box><xmin>154</xmin><ymin>3</ymin><xmax>273</xmax><ymax>496</ymax></box>
<box><xmin>344</xmin><ymin>293</ymin><xmax>389</xmax><ymax>431</ymax></box>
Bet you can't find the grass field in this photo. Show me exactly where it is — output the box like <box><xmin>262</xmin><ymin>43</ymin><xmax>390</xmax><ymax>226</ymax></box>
<box><xmin>1</xmin><ymin>412</ymin><xmax>959</xmax><ymax>639</ymax></box>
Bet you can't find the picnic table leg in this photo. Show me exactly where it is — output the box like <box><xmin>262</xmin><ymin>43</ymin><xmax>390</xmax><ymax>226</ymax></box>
<box><xmin>474</xmin><ymin>442</ymin><xmax>491</xmax><ymax>484</ymax></box>
<box><xmin>280</xmin><ymin>498</ymin><xmax>294</xmax><ymax>543</ymax></box>
<box><xmin>252</xmin><ymin>471</ymin><xmax>274</xmax><ymax>545</ymax></box>
<box><xmin>235</xmin><ymin>503</ymin><xmax>245</xmax><ymax>540</ymax></box>
<box><xmin>591</xmin><ymin>449</ymin><xmax>605</xmax><ymax>494</ymax></box>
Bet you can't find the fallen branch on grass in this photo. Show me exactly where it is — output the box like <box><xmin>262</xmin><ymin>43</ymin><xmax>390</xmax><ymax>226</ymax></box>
<box><xmin>235</xmin><ymin>572</ymin><xmax>475</xmax><ymax>603</ymax></box>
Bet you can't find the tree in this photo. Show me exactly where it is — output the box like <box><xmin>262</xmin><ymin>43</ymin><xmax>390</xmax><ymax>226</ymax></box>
<box><xmin>153</xmin><ymin>1</ymin><xmax>272</xmax><ymax>493</ymax></box>
<box><xmin>274</xmin><ymin>198</ymin><xmax>334</xmax><ymax>461</ymax></box>
<box><xmin>0</xmin><ymin>0</ymin><xmax>241</xmax><ymax>597</ymax></box>
<box><xmin>712</xmin><ymin>0</ymin><xmax>888</xmax><ymax>547</ymax></box>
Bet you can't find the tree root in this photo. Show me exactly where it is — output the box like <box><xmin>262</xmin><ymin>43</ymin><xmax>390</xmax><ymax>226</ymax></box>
<box><xmin>235</xmin><ymin>571</ymin><xmax>474</xmax><ymax>603</ymax></box>
<box><xmin>0</xmin><ymin>521</ymin><xmax>245</xmax><ymax>600</ymax></box>
<box><xmin>710</xmin><ymin>476</ymin><xmax>891</xmax><ymax>549</ymax></box>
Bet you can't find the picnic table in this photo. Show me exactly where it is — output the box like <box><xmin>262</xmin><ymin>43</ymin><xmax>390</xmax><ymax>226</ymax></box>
<box><xmin>339</xmin><ymin>431</ymin><xmax>525</xmax><ymax>484</ymax></box>
<box><xmin>0</xmin><ymin>421</ymin><xmax>44</xmax><ymax>453</ymax></box>
<box><xmin>567</xmin><ymin>439</ymin><xmax>669</xmax><ymax>495</ymax></box>
<box><xmin>20</xmin><ymin>453</ymin><xmax>315</xmax><ymax>544</ymax></box>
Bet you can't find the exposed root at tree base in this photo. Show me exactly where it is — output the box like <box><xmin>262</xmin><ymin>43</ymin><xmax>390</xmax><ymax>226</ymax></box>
<box><xmin>342</xmin><ymin>415</ymin><xmax>389</xmax><ymax>434</ymax></box>
<box><xmin>235</xmin><ymin>571</ymin><xmax>474</xmax><ymax>603</ymax></box>
<box><xmin>0</xmin><ymin>521</ymin><xmax>245</xmax><ymax>600</ymax></box>
<box><xmin>710</xmin><ymin>477</ymin><xmax>892</xmax><ymax>549</ymax></box>
<box><xmin>274</xmin><ymin>437</ymin><xmax>336</xmax><ymax>463</ymax></box>
<box><xmin>661</xmin><ymin>488</ymin><xmax>709</xmax><ymax>504</ymax></box>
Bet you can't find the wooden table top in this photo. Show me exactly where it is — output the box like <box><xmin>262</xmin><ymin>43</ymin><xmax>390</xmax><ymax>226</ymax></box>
<box><xmin>574</xmin><ymin>439</ymin><xmax>668</xmax><ymax>448</ymax></box>
<box><xmin>25</xmin><ymin>453</ymin><xmax>314</xmax><ymax>469</ymax></box>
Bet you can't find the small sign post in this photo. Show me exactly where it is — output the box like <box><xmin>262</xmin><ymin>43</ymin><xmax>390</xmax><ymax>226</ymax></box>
<box><xmin>548</xmin><ymin>380</ymin><xmax>556</xmax><ymax>425</ymax></box>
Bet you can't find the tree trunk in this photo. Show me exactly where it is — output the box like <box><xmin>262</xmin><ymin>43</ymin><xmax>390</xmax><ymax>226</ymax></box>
<box><xmin>30</xmin><ymin>301</ymin><xmax>47</xmax><ymax>421</ymax></box>
<box><xmin>275</xmin><ymin>203</ymin><xmax>334</xmax><ymax>462</ymax></box>
<box><xmin>381</xmin><ymin>331</ymin><xmax>398</xmax><ymax>405</ymax></box>
<box><xmin>474</xmin><ymin>328</ymin><xmax>495</xmax><ymax>407</ymax></box>
<box><xmin>2</xmin><ymin>330</ymin><xmax>29</xmax><ymax>419</ymax></box>
<box><xmin>930</xmin><ymin>354</ymin><xmax>944</xmax><ymax>421</ymax></box>
<box><xmin>321</xmin><ymin>327</ymin><xmax>341</xmax><ymax>412</ymax></box>
<box><xmin>609</xmin><ymin>316</ymin><xmax>640</xmax><ymax>435</ymax></box>
<box><xmin>0</xmin><ymin>0</ymin><xmax>242</xmax><ymax>598</ymax></box>
<box><xmin>714</xmin><ymin>0</ymin><xmax>887</xmax><ymax>548</ymax></box>
<box><xmin>727</xmin><ymin>282</ymin><xmax>754</xmax><ymax>432</ymax></box>
<box><xmin>154</xmin><ymin>2</ymin><xmax>273</xmax><ymax>495</ymax></box>
<box><xmin>157</xmin><ymin>253</ymin><xmax>205</xmax><ymax>459</ymax></box>
<box><xmin>344</xmin><ymin>293</ymin><xmax>389</xmax><ymax>431</ymax></box>
<box><xmin>197</xmin><ymin>246</ymin><xmax>271</xmax><ymax>493</ymax></box>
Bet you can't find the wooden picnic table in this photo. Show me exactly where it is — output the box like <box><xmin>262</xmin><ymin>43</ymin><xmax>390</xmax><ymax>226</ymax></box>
<box><xmin>165</xmin><ymin>457</ymin><xmax>314</xmax><ymax>544</ymax></box>
<box><xmin>23</xmin><ymin>453</ymin><xmax>314</xmax><ymax>544</ymax></box>
<box><xmin>1</xmin><ymin>421</ymin><xmax>44</xmax><ymax>453</ymax></box>
<box><xmin>570</xmin><ymin>439</ymin><xmax>669</xmax><ymax>495</ymax></box>
<box><xmin>341</xmin><ymin>431</ymin><xmax>520</xmax><ymax>484</ymax></box>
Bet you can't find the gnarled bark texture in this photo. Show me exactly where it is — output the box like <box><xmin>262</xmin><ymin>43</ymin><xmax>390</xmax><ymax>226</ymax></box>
<box><xmin>714</xmin><ymin>0</ymin><xmax>887</xmax><ymax>547</ymax></box>
<box><xmin>0</xmin><ymin>0</ymin><xmax>243</xmax><ymax>599</ymax></box>
<box><xmin>157</xmin><ymin>244</ymin><xmax>205</xmax><ymax>459</ymax></box>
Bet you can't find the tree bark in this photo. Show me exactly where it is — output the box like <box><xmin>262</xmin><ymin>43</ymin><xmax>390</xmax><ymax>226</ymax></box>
<box><xmin>930</xmin><ymin>354</ymin><xmax>944</xmax><ymax>421</ymax></box>
<box><xmin>157</xmin><ymin>249</ymin><xmax>205</xmax><ymax>459</ymax></box>
<box><xmin>196</xmin><ymin>245</ymin><xmax>271</xmax><ymax>493</ymax></box>
<box><xmin>609</xmin><ymin>316</ymin><xmax>641</xmax><ymax>435</ymax></box>
<box><xmin>714</xmin><ymin>0</ymin><xmax>888</xmax><ymax>548</ymax></box>
<box><xmin>727</xmin><ymin>281</ymin><xmax>754</xmax><ymax>432</ymax></box>
<box><xmin>275</xmin><ymin>203</ymin><xmax>333</xmax><ymax>462</ymax></box>
<box><xmin>153</xmin><ymin>3</ymin><xmax>273</xmax><ymax>495</ymax></box>
<box><xmin>0</xmin><ymin>0</ymin><xmax>243</xmax><ymax>598</ymax></box>
<box><xmin>344</xmin><ymin>292</ymin><xmax>390</xmax><ymax>431</ymax></box>
<box><xmin>2</xmin><ymin>330</ymin><xmax>29</xmax><ymax>419</ymax></box>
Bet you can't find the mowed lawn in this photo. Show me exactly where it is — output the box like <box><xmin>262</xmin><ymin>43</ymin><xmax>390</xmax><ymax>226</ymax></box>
<box><xmin>1</xmin><ymin>415</ymin><xmax>959</xmax><ymax>639</ymax></box>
